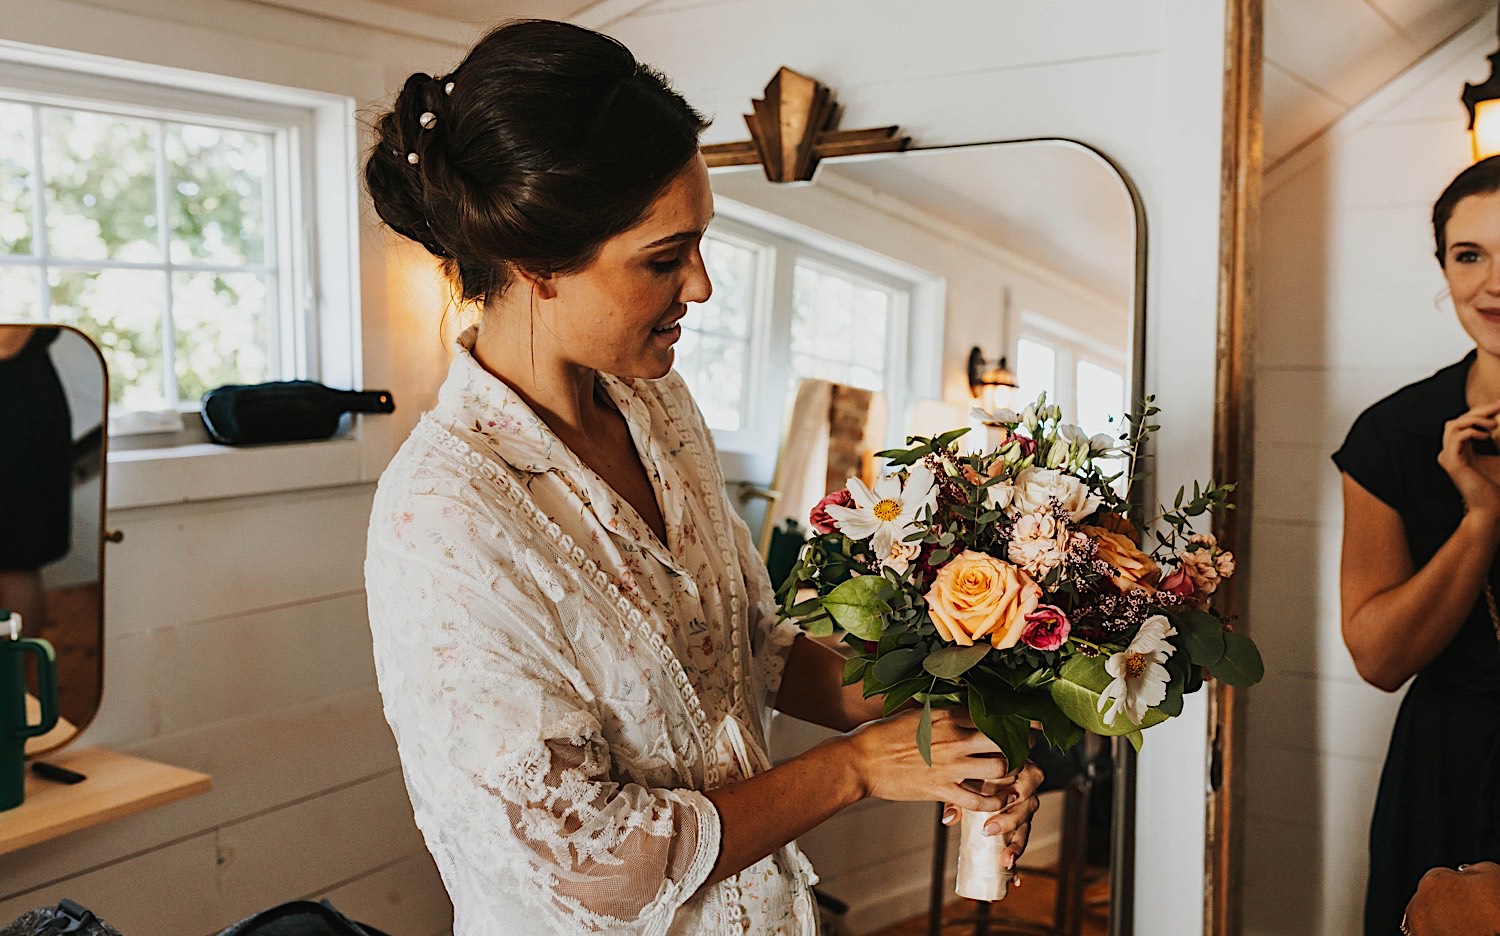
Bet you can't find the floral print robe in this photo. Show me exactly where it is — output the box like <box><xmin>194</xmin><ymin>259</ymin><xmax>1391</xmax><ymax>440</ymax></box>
<box><xmin>365</xmin><ymin>327</ymin><xmax>815</xmax><ymax>935</ymax></box>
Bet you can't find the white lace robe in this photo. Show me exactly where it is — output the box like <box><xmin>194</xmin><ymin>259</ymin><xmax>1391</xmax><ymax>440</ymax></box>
<box><xmin>365</xmin><ymin>329</ymin><xmax>816</xmax><ymax>935</ymax></box>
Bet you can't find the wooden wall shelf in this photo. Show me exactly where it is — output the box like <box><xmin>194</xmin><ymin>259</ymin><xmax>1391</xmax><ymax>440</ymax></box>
<box><xmin>2</xmin><ymin>747</ymin><xmax>211</xmax><ymax>855</ymax></box>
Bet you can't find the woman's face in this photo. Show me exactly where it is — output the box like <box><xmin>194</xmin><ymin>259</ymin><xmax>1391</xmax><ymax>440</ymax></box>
<box><xmin>537</xmin><ymin>154</ymin><xmax>714</xmax><ymax>381</ymax></box>
<box><xmin>1442</xmin><ymin>189</ymin><xmax>1500</xmax><ymax>357</ymax></box>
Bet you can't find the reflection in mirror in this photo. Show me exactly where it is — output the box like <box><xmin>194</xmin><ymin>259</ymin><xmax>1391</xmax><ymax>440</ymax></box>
<box><xmin>0</xmin><ymin>324</ymin><xmax>107</xmax><ymax>756</ymax></box>
<box><xmin>697</xmin><ymin>141</ymin><xmax>1138</xmax><ymax>934</ymax></box>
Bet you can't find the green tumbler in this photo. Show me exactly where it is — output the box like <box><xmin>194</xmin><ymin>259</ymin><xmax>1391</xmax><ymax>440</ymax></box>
<box><xmin>1</xmin><ymin>610</ymin><xmax>58</xmax><ymax>811</ymax></box>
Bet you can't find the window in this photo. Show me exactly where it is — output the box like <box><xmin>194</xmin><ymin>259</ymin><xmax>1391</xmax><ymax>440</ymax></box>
<box><xmin>677</xmin><ymin>231</ymin><xmax>764</xmax><ymax>432</ymax></box>
<box><xmin>1015</xmin><ymin>316</ymin><xmax>1129</xmax><ymax>437</ymax></box>
<box><xmin>674</xmin><ymin>211</ymin><xmax>929</xmax><ymax>475</ymax></box>
<box><xmin>0</xmin><ymin>55</ymin><xmax>347</xmax><ymax>442</ymax></box>
<box><xmin>789</xmin><ymin>259</ymin><xmax>895</xmax><ymax>393</ymax></box>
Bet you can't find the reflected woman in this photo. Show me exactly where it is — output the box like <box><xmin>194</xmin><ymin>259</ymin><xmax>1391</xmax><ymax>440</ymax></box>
<box><xmin>360</xmin><ymin>20</ymin><xmax>1043</xmax><ymax>935</ymax></box>
<box><xmin>0</xmin><ymin>325</ymin><xmax>71</xmax><ymax>634</ymax></box>
<box><xmin>1336</xmin><ymin>156</ymin><xmax>1500</xmax><ymax>935</ymax></box>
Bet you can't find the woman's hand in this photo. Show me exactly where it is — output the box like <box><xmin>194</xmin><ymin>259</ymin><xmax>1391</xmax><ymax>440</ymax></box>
<box><xmin>1438</xmin><ymin>400</ymin><xmax>1500</xmax><ymax>523</ymax></box>
<box><xmin>942</xmin><ymin>761</ymin><xmax>1046</xmax><ymax>870</ymax></box>
<box><xmin>1403</xmin><ymin>862</ymin><xmax>1500</xmax><ymax>934</ymax></box>
<box><xmin>845</xmin><ymin>709</ymin><xmax>1041</xmax><ymax>819</ymax></box>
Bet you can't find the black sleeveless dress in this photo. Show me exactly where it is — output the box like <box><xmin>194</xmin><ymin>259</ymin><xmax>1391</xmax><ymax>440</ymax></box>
<box><xmin>0</xmin><ymin>328</ymin><xmax>72</xmax><ymax>571</ymax></box>
<box><xmin>1333</xmin><ymin>350</ymin><xmax>1500</xmax><ymax>936</ymax></box>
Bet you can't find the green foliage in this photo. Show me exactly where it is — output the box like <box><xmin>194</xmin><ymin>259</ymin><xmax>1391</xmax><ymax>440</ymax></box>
<box><xmin>922</xmin><ymin>644</ymin><xmax>991</xmax><ymax>680</ymax></box>
<box><xmin>916</xmin><ymin>698</ymin><xmax>934</xmax><ymax>767</ymax></box>
<box><xmin>1206</xmin><ymin>631</ymin><xmax>1265</xmax><ymax>686</ymax></box>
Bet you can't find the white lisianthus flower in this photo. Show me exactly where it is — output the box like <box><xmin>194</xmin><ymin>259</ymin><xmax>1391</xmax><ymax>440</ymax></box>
<box><xmin>971</xmin><ymin>405</ymin><xmax>1019</xmax><ymax>425</ymax></box>
<box><xmin>1058</xmin><ymin>424</ymin><xmax>1089</xmax><ymax>446</ymax></box>
<box><xmin>823</xmin><ymin>462</ymin><xmax>938</xmax><ymax>560</ymax></box>
<box><xmin>1014</xmin><ymin>466</ymin><xmax>1102</xmax><ymax>521</ymax></box>
<box><xmin>987</xmin><ymin>478</ymin><xmax>1017</xmax><ymax>512</ymax></box>
<box><xmin>1007</xmin><ymin>510</ymin><xmax>1067</xmax><ymax>577</ymax></box>
<box><xmin>1097</xmin><ymin>615</ymin><xmax>1178</xmax><ymax>727</ymax></box>
<box><xmin>1089</xmin><ymin>432</ymin><xmax>1124</xmax><ymax>456</ymax></box>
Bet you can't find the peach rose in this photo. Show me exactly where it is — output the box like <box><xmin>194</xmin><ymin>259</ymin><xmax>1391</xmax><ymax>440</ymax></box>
<box><xmin>1085</xmin><ymin>525</ymin><xmax>1161</xmax><ymax>593</ymax></box>
<box><xmin>925</xmin><ymin>550</ymin><xmax>1042</xmax><ymax>649</ymax></box>
<box><xmin>1096</xmin><ymin>511</ymin><xmax>1142</xmax><ymax>544</ymax></box>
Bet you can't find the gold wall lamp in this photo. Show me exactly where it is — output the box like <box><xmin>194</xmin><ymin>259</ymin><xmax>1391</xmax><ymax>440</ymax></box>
<box><xmin>701</xmin><ymin>67</ymin><xmax>911</xmax><ymax>183</ymax></box>
<box><xmin>1463</xmin><ymin>5</ymin><xmax>1500</xmax><ymax>161</ymax></box>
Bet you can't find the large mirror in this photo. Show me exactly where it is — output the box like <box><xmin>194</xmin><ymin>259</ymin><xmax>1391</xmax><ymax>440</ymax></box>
<box><xmin>688</xmin><ymin>140</ymin><xmax>1140</xmax><ymax>935</ymax></box>
<box><xmin>0</xmin><ymin>323</ymin><xmax>108</xmax><ymax>757</ymax></box>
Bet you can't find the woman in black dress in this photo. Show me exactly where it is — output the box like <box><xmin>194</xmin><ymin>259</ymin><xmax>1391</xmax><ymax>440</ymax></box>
<box><xmin>1336</xmin><ymin>156</ymin><xmax>1500</xmax><ymax>935</ymax></box>
<box><xmin>0</xmin><ymin>325</ymin><xmax>72</xmax><ymax>632</ymax></box>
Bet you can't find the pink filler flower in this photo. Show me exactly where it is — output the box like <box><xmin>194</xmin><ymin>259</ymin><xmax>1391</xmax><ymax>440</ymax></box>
<box><xmin>809</xmin><ymin>489</ymin><xmax>856</xmax><ymax>535</ymax></box>
<box><xmin>1021</xmin><ymin>604</ymin><xmax>1072</xmax><ymax>651</ymax></box>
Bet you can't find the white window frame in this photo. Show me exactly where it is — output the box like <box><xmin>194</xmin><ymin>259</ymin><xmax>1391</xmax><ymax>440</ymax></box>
<box><xmin>699</xmin><ymin>198</ymin><xmax>944</xmax><ymax>484</ymax></box>
<box><xmin>1014</xmin><ymin>308</ymin><xmax>1130</xmax><ymax>432</ymax></box>
<box><xmin>0</xmin><ymin>40</ymin><xmax>362</xmax><ymax>509</ymax></box>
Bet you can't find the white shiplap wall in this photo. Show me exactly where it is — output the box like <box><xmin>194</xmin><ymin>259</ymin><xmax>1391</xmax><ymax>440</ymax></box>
<box><xmin>0</xmin><ymin>2</ymin><xmax>1234</xmax><ymax>935</ymax></box>
<box><xmin>0</xmin><ymin>0</ymin><xmax>468</xmax><ymax>931</ymax></box>
<box><xmin>1245</xmin><ymin>14</ymin><xmax>1494</xmax><ymax>935</ymax></box>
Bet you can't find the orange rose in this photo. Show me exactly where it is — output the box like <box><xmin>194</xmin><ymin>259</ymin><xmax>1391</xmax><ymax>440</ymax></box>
<box><xmin>925</xmin><ymin>550</ymin><xmax>1042</xmax><ymax>649</ymax></box>
<box><xmin>1085</xmin><ymin>525</ymin><xmax>1161</xmax><ymax>593</ymax></box>
<box><xmin>1096</xmin><ymin>511</ymin><xmax>1141</xmax><ymax>544</ymax></box>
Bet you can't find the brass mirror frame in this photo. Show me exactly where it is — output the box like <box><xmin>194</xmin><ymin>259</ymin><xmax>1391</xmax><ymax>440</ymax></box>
<box><xmin>710</xmin><ymin>133</ymin><xmax>1150</xmax><ymax>936</ymax></box>
<box><xmin>1208</xmin><ymin>0</ymin><xmax>1262</xmax><ymax>933</ymax></box>
<box><xmin>2</xmin><ymin>322</ymin><xmax>112</xmax><ymax>758</ymax></box>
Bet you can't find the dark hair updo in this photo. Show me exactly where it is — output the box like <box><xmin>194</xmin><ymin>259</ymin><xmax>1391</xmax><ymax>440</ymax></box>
<box><xmin>364</xmin><ymin>19</ymin><xmax>709</xmax><ymax>304</ymax></box>
<box><xmin>1433</xmin><ymin>155</ymin><xmax>1500</xmax><ymax>266</ymax></box>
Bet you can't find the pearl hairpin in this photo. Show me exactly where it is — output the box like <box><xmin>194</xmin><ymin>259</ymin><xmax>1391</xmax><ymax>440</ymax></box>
<box><xmin>406</xmin><ymin>152</ymin><xmax>419</xmax><ymax>165</ymax></box>
<box><xmin>419</xmin><ymin>111</ymin><xmax>438</xmax><ymax>130</ymax></box>
<box><xmin>444</xmin><ymin>81</ymin><xmax>455</xmax><ymax>95</ymax></box>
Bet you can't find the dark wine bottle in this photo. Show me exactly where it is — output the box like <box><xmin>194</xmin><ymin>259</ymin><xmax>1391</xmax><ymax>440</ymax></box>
<box><xmin>200</xmin><ymin>380</ymin><xmax>395</xmax><ymax>446</ymax></box>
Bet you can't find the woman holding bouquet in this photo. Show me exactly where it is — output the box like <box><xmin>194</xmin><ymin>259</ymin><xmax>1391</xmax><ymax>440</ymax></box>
<box><xmin>361</xmin><ymin>19</ymin><xmax>1042</xmax><ymax>936</ymax></box>
<box><xmin>1337</xmin><ymin>156</ymin><xmax>1500</xmax><ymax>935</ymax></box>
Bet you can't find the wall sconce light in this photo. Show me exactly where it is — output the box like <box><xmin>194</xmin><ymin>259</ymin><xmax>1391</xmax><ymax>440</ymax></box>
<box><xmin>967</xmin><ymin>346</ymin><xmax>1018</xmax><ymax>411</ymax></box>
<box><xmin>1463</xmin><ymin>9</ymin><xmax>1500</xmax><ymax>161</ymax></box>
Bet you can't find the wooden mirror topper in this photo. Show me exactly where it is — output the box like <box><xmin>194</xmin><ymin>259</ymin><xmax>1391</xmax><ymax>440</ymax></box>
<box><xmin>701</xmin><ymin>67</ymin><xmax>911</xmax><ymax>183</ymax></box>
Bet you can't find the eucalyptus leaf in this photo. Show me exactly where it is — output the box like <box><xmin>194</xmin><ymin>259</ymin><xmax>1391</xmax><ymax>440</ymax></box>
<box><xmin>1175</xmin><ymin>609</ymin><xmax>1227</xmax><ymax>666</ymax></box>
<box><xmin>1126</xmin><ymin>729</ymin><xmax>1144</xmax><ymax>753</ymax></box>
<box><xmin>917</xmin><ymin>699</ymin><xmax>934</xmax><ymax>767</ymax></box>
<box><xmin>824</xmin><ymin>576</ymin><xmax>895</xmax><ymax>640</ymax></box>
<box><xmin>967</xmin><ymin>691</ymin><xmax>1031</xmax><ymax>774</ymax></box>
<box><xmin>841</xmin><ymin>657</ymin><xmax>869</xmax><ymax>687</ymax></box>
<box><xmin>1205</xmin><ymin>631</ymin><xmax>1265</xmax><ymax>686</ymax></box>
<box><xmin>882</xmin><ymin>677</ymin><xmax>927</xmax><ymax>716</ymax></box>
<box><xmin>871</xmin><ymin>646</ymin><xmax>926</xmax><ymax>687</ymax></box>
<box><xmin>923</xmin><ymin>644</ymin><xmax>992</xmax><ymax>680</ymax></box>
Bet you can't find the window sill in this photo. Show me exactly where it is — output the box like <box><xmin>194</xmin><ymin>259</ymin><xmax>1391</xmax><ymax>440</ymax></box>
<box><xmin>107</xmin><ymin>435</ymin><xmax>369</xmax><ymax>511</ymax></box>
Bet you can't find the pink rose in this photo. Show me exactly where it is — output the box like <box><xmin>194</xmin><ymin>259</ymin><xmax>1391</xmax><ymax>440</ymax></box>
<box><xmin>1159</xmin><ymin>568</ymin><xmax>1195</xmax><ymax>599</ymax></box>
<box><xmin>809</xmin><ymin>489</ymin><xmax>855</xmax><ymax>535</ymax></box>
<box><xmin>1021</xmin><ymin>604</ymin><xmax>1072</xmax><ymax>651</ymax></box>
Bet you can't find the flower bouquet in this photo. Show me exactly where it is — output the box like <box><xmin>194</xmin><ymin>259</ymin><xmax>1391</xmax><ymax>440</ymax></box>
<box><xmin>776</xmin><ymin>396</ymin><xmax>1263</xmax><ymax>900</ymax></box>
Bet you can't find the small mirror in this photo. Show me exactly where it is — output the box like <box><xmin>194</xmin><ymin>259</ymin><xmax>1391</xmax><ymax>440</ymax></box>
<box><xmin>0</xmin><ymin>324</ymin><xmax>108</xmax><ymax>756</ymax></box>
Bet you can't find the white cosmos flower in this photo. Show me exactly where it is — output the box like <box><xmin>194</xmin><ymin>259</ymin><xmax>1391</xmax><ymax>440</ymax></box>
<box><xmin>824</xmin><ymin>462</ymin><xmax>938</xmax><ymax>559</ymax></box>
<box><xmin>1097</xmin><ymin>615</ymin><xmax>1178</xmax><ymax>727</ymax></box>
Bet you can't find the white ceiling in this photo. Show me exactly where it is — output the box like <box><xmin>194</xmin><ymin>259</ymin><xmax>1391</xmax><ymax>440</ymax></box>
<box><xmin>291</xmin><ymin>0</ymin><xmax>1500</xmax><ymax>296</ymax></box>
<box><xmin>1263</xmin><ymin>0</ymin><xmax>1493</xmax><ymax>165</ymax></box>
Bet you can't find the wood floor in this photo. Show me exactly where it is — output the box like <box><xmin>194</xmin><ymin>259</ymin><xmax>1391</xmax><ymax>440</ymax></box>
<box><xmin>868</xmin><ymin>873</ymin><xmax>1109</xmax><ymax>936</ymax></box>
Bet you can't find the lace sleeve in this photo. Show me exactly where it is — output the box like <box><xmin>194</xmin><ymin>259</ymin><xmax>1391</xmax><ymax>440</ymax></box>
<box><xmin>366</xmin><ymin>493</ymin><xmax>721</xmax><ymax>934</ymax></box>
